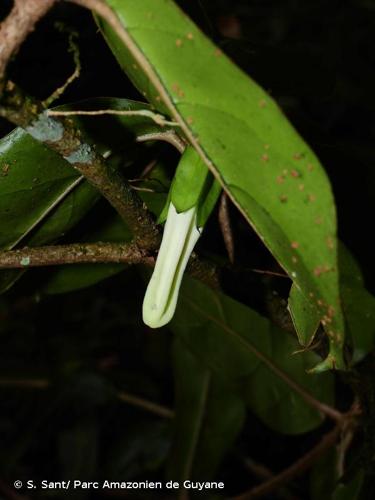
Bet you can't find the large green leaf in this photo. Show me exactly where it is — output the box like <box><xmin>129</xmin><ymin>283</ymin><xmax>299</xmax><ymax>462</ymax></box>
<box><xmin>97</xmin><ymin>0</ymin><xmax>345</xmax><ymax>370</ymax></box>
<box><xmin>339</xmin><ymin>245</ymin><xmax>375</xmax><ymax>364</ymax></box>
<box><xmin>171</xmin><ymin>277</ymin><xmax>334</xmax><ymax>435</ymax></box>
<box><xmin>168</xmin><ymin>338</ymin><xmax>245</xmax><ymax>485</ymax></box>
<box><xmin>0</xmin><ymin>97</ymin><xmax>166</xmax><ymax>292</ymax></box>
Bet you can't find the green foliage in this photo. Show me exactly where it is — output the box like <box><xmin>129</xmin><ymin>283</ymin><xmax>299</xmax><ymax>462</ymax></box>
<box><xmin>339</xmin><ymin>245</ymin><xmax>375</xmax><ymax>363</ymax></box>
<box><xmin>288</xmin><ymin>283</ymin><xmax>320</xmax><ymax>346</ymax></box>
<box><xmin>168</xmin><ymin>338</ymin><xmax>245</xmax><ymax>482</ymax></box>
<box><xmin>332</xmin><ymin>471</ymin><xmax>365</xmax><ymax>500</ymax></box>
<box><xmin>173</xmin><ymin>277</ymin><xmax>334</xmax><ymax>434</ymax></box>
<box><xmin>97</xmin><ymin>0</ymin><xmax>345</xmax><ymax>369</ymax></box>
<box><xmin>1</xmin><ymin>0</ymin><xmax>374</xmax><ymax>497</ymax></box>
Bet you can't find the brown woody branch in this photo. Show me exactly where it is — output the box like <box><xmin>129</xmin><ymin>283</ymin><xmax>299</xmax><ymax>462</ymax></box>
<box><xmin>0</xmin><ymin>242</ymin><xmax>153</xmax><ymax>268</ymax></box>
<box><xmin>232</xmin><ymin>402</ymin><xmax>361</xmax><ymax>500</ymax></box>
<box><xmin>0</xmin><ymin>242</ymin><xmax>220</xmax><ymax>289</ymax></box>
<box><xmin>0</xmin><ymin>81</ymin><xmax>161</xmax><ymax>251</ymax></box>
<box><xmin>0</xmin><ymin>0</ymin><xmax>55</xmax><ymax>85</ymax></box>
<box><xmin>232</xmin><ymin>426</ymin><xmax>341</xmax><ymax>500</ymax></box>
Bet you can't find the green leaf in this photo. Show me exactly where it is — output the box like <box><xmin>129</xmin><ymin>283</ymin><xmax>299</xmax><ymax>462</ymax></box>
<box><xmin>58</xmin><ymin>420</ymin><xmax>98</xmax><ymax>487</ymax></box>
<box><xmin>332</xmin><ymin>470</ymin><xmax>365</xmax><ymax>500</ymax></box>
<box><xmin>104</xmin><ymin>420</ymin><xmax>171</xmax><ymax>481</ymax></box>
<box><xmin>288</xmin><ymin>283</ymin><xmax>320</xmax><ymax>346</ymax></box>
<box><xmin>0</xmin><ymin>97</ymin><xmax>164</xmax><ymax>292</ymax></box>
<box><xmin>97</xmin><ymin>0</ymin><xmax>345</xmax><ymax>369</ymax></box>
<box><xmin>167</xmin><ymin>338</ymin><xmax>245</xmax><ymax>483</ymax></box>
<box><xmin>171</xmin><ymin>277</ymin><xmax>334</xmax><ymax>434</ymax></box>
<box><xmin>310</xmin><ymin>448</ymin><xmax>340</xmax><ymax>500</ymax></box>
<box><xmin>339</xmin><ymin>245</ymin><xmax>375</xmax><ymax>363</ymax></box>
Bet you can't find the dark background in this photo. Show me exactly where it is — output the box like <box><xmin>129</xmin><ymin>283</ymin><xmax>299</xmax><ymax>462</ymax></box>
<box><xmin>0</xmin><ymin>0</ymin><xmax>374</xmax><ymax>498</ymax></box>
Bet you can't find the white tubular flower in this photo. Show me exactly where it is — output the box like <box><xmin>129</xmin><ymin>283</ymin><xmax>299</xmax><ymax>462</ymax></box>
<box><xmin>142</xmin><ymin>202</ymin><xmax>201</xmax><ymax>328</ymax></box>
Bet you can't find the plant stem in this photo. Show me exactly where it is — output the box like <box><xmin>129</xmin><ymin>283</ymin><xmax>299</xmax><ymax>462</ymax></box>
<box><xmin>0</xmin><ymin>0</ymin><xmax>55</xmax><ymax>84</ymax></box>
<box><xmin>232</xmin><ymin>425</ymin><xmax>341</xmax><ymax>500</ymax></box>
<box><xmin>0</xmin><ymin>242</ymin><xmax>152</xmax><ymax>268</ymax></box>
<box><xmin>48</xmin><ymin>108</ymin><xmax>178</xmax><ymax>127</ymax></box>
<box><xmin>0</xmin><ymin>378</ymin><xmax>174</xmax><ymax>419</ymax></box>
<box><xmin>0</xmin><ymin>82</ymin><xmax>161</xmax><ymax>251</ymax></box>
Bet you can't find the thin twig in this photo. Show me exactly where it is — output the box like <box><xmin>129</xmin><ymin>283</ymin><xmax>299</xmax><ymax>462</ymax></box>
<box><xmin>233</xmin><ymin>401</ymin><xmax>361</xmax><ymax>500</ymax></box>
<box><xmin>219</xmin><ymin>192</ymin><xmax>235</xmax><ymax>263</ymax></box>
<box><xmin>232</xmin><ymin>426</ymin><xmax>341</xmax><ymax>500</ymax></box>
<box><xmin>0</xmin><ymin>242</ymin><xmax>153</xmax><ymax>268</ymax></box>
<box><xmin>0</xmin><ymin>378</ymin><xmax>50</xmax><ymax>389</ymax></box>
<box><xmin>0</xmin><ymin>0</ymin><xmax>55</xmax><ymax>83</ymax></box>
<box><xmin>137</xmin><ymin>131</ymin><xmax>186</xmax><ymax>154</ymax></box>
<box><xmin>250</xmin><ymin>268</ymin><xmax>289</xmax><ymax>279</ymax></box>
<box><xmin>48</xmin><ymin>108</ymin><xmax>179</xmax><ymax>127</ymax></box>
<box><xmin>243</xmin><ymin>458</ymin><xmax>300</xmax><ymax>500</ymax></box>
<box><xmin>43</xmin><ymin>23</ymin><xmax>81</xmax><ymax>107</ymax></box>
<box><xmin>336</xmin><ymin>398</ymin><xmax>361</xmax><ymax>477</ymax></box>
<box><xmin>117</xmin><ymin>391</ymin><xmax>174</xmax><ymax>419</ymax></box>
<box><xmin>0</xmin><ymin>378</ymin><xmax>174</xmax><ymax>419</ymax></box>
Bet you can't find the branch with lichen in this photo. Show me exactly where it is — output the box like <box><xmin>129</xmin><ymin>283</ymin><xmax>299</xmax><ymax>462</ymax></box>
<box><xmin>0</xmin><ymin>81</ymin><xmax>161</xmax><ymax>251</ymax></box>
<box><xmin>0</xmin><ymin>242</ymin><xmax>220</xmax><ymax>289</ymax></box>
<box><xmin>0</xmin><ymin>242</ymin><xmax>153</xmax><ymax>268</ymax></box>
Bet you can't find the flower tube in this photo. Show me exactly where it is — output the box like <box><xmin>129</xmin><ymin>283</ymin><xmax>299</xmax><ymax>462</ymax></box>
<box><xmin>143</xmin><ymin>147</ymin><xmax>221</xmax><ymax>328</ymax></box>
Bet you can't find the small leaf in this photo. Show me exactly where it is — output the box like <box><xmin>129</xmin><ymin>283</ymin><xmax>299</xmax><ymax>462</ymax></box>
<box><xmin>288</xmin><ymin>283</ymin><xmax>320</xmax><ymax>346</ymax></box>
<box><xmin>332</xmin><ymin>470</ymin><xmax>365</xmax><ymax>500</ymax></box>
<box><xmin>167</xmin><ymin>338</ymin><xmax>245</xmax><ymax>483</ymax></box>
